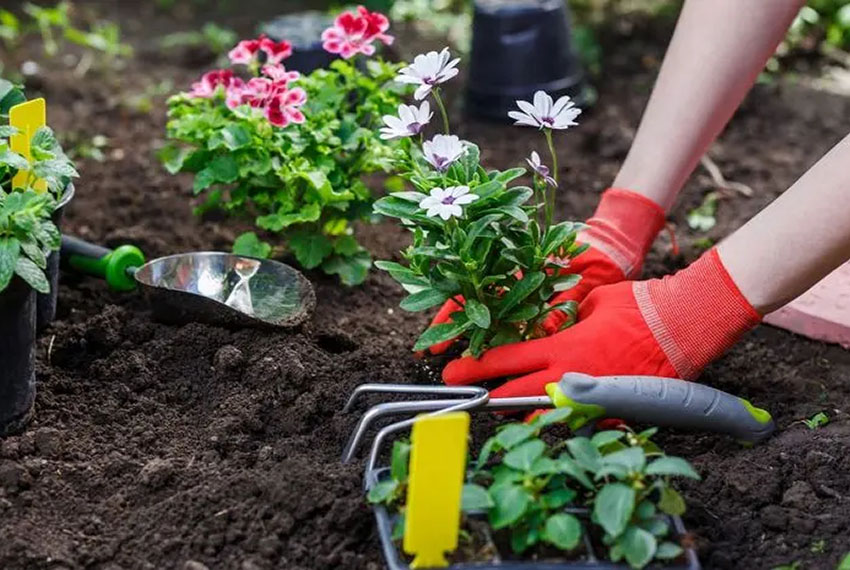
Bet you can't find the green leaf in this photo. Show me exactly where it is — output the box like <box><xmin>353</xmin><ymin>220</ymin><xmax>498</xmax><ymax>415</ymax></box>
<box><xmin>592</xmin><ymin>430</ymin><xmax>626</xmax><ymax>448</ymax></box>
<box><xmin>557</xmin><ymin>455</ymin><xmax>595</xmax><ymax>490</ymax></box>
<box><xmin>619</xmin><ymin>526</ymin><xmax>657</xmax><ymax>569</ymax></box>
<box><xmin>495</xmin><ymin>423</ymin><xmax>536</xmax><ymax>450</ymax></box>
<box><xmin>390</xmin><ymin>440</ymin><xmax>410</xmax><ymax>482</ymax></box>
<box><xmin>322</xmin><ymin>251</ymin><xmax>372</xmax><ymax>286</ymax></box>
<box><xmin>461</xmin><ymin>483</ymin><xmax>493</xmax><ymax>512</ymax></box>
<box><xmin>488</xmin><ymin>484</ymin><xmax>531</xmax><ymax>529</ymax></box>
<box><xmin>232</xmin><ymin>232</ymin><xmax>271</xmax><ymax>258</ymax></box>
<box><xmin>531</xmin><ymin>408</ymin><xmax>573</xmax><ymax>428</ymax></box>
<box><xmin>497</xmin><ymin>271</ymin><xmax>545</xmax><ymax>318</ymax></box>
<box><xmin>543</xmin><ymin>222</ymin><xmax>578</xmax><ymax>256</ymax></box>
<box><xmin>566</xmin><ymin>437</ymin><xmax>602</xmax><ymax>472</ymax></box>
<box><xmin>503</xmin><ymin>303</ymin><xmax>540</xmax><ymax>323</ymax></box>
<box><xmin>645</xmin><ymin>456</ymin><xmax>701</xmax><ymax>480</ymax></box>
<box><xmin>542</xmin><ymin>487</ymin><xmax>576</xmax><ymax>509</ymax></box>
<box><xmin>257</xmin><ymin>203</ymin><xmax>322</xmax><ymax>231</ymax></box>
<box><xmin>552</xmin><ymin>273</ymin><xmax>582</xmax><ymax>292</ymax></box>
<box><xmin>602</xmin><ymin>447</ymin><xmax>646</xmax><ymax>473</ymax></box>
<box><xmin>635</xmin><ymin>500</ymin><xmax>656</xmax><ymax>520</ymax></box>
<box><xmin>217</xmin><ymin>124</ymin><xmax>251</xmax><ymax>150</ymax></box>
<box><xmin>503</xmin><ymin>439</ymin><xmax>546</xmax><ymax>471</ymax></box>
<box><xmin>413</xmin><ymin>320</ymin><xmax>473</xmax><ymax>352</ymax></box>
<box><xmin>543</xmin><ymin>513</ymin><xmax>582</xmax><ymax>551</ymax></box>
<box><xmin>367</xmin><ymin>480</ymin><xmax>398</xmax><ymax>504</ymax></box>
<box><xmin>464</xmin><ymin>298</ymin><xmax>491</xmax><ymax>328</ymax></box>
<box><xmin>657</xmin><ymin>487</ymin><xmax>686</xmax><ymax>516</ymax></box>
<box><xmin>0</xmin><ymin>237</ymin><xmax>20</xmax><ymax>291</ymax></box>
<box><xmin>158</xmin><ymin>144</ymin><xmax>191</xmax><ymax>175</ymax></box>
<box><xmin>333</xmin><ymin>235</ymin><xmax>361</xmax><ymax>256</ymax></box>
<box><xmin>400</xmin><ymin>288</ymin><xmax>449</xmax><ymax>312</ymax></box>
<box><xmin>656</xmin><ymin>542</ymin><xmax>684</xmax><ymax>560</ymax></box>
<box><xmin>594</xmin><ymin>483</ymin><xmax>636</xmax><ymax>538</ymax></box>
<box><xmin>194</xmin><ymin>154</ymin><xmax>239</xmax><ymax>192</ymax></box>
<box><xmin>288</xmin><ymin>231</ymin><xmax>333</xmax><ymax>269</ymax></box>
<box><xmin>15</xmin><ymin>256</ymin><xmax>49</xmax><ymax>293</ymax></box>
<box><xmin>838</xmin><ymin>552</ymin><xmax>850</xmax><ymax>570</ymax></box>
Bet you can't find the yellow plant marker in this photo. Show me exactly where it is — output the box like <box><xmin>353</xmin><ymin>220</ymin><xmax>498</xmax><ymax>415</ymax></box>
<box><xmin>10</xmin><ymin>98</ymin><xmax>47</xmax><ymax>192</ymax></box>
<box><xmin>403</xmin><ymin>412</ymin><xmax>469</xmax><ymax>569</ymax></box>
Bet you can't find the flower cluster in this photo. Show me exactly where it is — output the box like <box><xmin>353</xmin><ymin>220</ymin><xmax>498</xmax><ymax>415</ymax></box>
<box><xmin>163</xmin><ymin>7</ymin><xmax>410</xmax><ymax>286</ymax></box>
<box><xmin>322</xmin><ymin>5</ymin><xmax>394</xmax><ymax>59</ymax></box>
<box><xmin>374</xmin><ymin>48</ymin><xmax>586</xmax><ymax>355</ymax></box>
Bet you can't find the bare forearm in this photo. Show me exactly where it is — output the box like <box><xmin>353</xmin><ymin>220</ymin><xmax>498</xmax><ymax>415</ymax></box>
<box><xmin>613</xmin><ymin>0</ymin><xmax>804</xmax><ymax>210</ymax></box>
<box><xmin>719</xmin><ymin>133</ymin><xmax>850</xmax><ymax>314</ymax></box>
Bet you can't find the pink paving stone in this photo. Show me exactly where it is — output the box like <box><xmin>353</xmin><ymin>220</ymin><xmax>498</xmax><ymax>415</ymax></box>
<box><xmin>764</xmin><ymin>261</ymin><xmax>850</xmax><ymax>348</ymax></box>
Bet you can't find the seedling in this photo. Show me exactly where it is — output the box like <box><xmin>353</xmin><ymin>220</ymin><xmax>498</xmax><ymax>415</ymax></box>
<box><xmin>686</xmin><ymin>192</ymin><xmax>719</xmax><ymax>233</ymax></box>
<box><xmin>802</xmin><ymin>411</ymin><xmax>829</xmax><ymax>430</ymax></box>
<box><xmin>809</xmin><ymin>539</ymin><xmax>826</xmax><ymax>554</ymax></box>
<box><xmin>374</xmin><ymin>48</ymin><xmax>586</xmax><ymax>355</ymax></box>
<box><xmin>161</xmin><ymin>6</ymin><xmax>408</xmax><ymax>285</ymax></box>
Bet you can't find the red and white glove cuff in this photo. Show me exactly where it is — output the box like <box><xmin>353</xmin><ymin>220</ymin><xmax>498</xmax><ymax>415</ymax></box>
<box><xmin>581</xmin><ymin>188</ymin><xmax>667</xmax><ymax>279</ymax></box>
<box><xmin>633</xmin><ymin>249</ymin><xmax>762</xmax><ymax>380</ymax></box>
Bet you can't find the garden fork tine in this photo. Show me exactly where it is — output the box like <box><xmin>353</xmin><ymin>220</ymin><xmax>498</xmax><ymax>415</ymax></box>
<box><xmin>341</xmin><ymin>384</ymin><xmax>550</xmax><ymax>463</ymax></box>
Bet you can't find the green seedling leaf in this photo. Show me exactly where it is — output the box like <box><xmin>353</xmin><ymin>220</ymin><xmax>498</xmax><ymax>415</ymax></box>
<box><xmin>488</xmin><ymin>484</ymin><xmax>531</xmax><ymax>529</ymax></box>
<box><xmin>495</xmin><ymin>423</ymin><xmax>537</xmax><ymax>450</ymax></box>
<box><xmin>803</xmin><ymin>411</ymin><xmax>829</xmax><ymax>430</ymax></box>
<box><xmin>687</xmin><ymin>192</ymin><xmax>718</xmax><ymax>232</ymax></box>
<box><xmin>602</xmin><ymin>447</ymin><xmax>646</xmax><ymax>473</ymax></box>
<box><xmin>619</xmin><ymin>526</ymin><xmax>657</xmax><ymax>569</ymax></box>
<box><xmin>531</xmin><ymin>408</ymin><xmax>573</xmax><ymax>428</ymax></box>
<box><xmin>390</xmin><ymin>440</ymin><xmax>410</xmax><ymax>482</ymax></box>
<box><xmin>413</xmin><ymin>320</ymin><xmax>473</xmax><ymax>352</ymax></box>
<box><xmin>464</xmin><ymin>298</ymin><xmax>491</xmax><ymax>328</ymax></box>
<box><xmin>645</xmin><ymin>456</ymin><xmax>701</xmax><ymax>479</ymax></box>
<box><xmin>497</xmin><ymin>271</ymin><xmax>545</xmax><ymax>318</ymax></box>
<box><xmin>552</xmin><ymin>273</ymin><xmax>581</xmax><ymax>292</ymax></box>
<box><xmin>503</xmin><ymin>439</ymin><xmax>546</xmax><ymax>471</ymax></box>
<box><xmin>656</xmin><ymin>542</ymin><xmax>684</xmax><ymax>560</ymax></box>
<box><xmin>400</xmin><ymin>288</ymin><xmax>449</xmax><ymax>312</ymax></box>
<box><xmin>288</xmin><ymin>231</ymin><xmax>333</xmax><ymax>269</ymax></box>
<box><xmin>543</xmin><ymin>513</ymin><xmax>582</xmax><ymax>550</ymax></box>
<box><xmin>658</xmin><ymin>487</ymin><xmax>686</xmax><ymax>516</ymax></box>
<box><xmin>635</xmin><ymin>500</ymin><xmax>656</xmax><ymax>520</ymax></box>
<box><xmin>594</xmin><ymin>483</ymin><xmax>635</xmax><ymax>538</ymax></box>
<box><xmin>591</xmin><ymin>430</ymin><xmax>626</xmax><ymax>448</ymax></box>
<box><xmin>0</xmin><ymin>237</ymin><xmax>20</xmax><ymax>291</ymax></box>
<box><xmin>232</xmin><ymin>232</ymin><xmax>271</xmax><ymax>258</ymax></box>
<box><xmin>542</xmin><ymin>488</ymin><xmax>576</xmax><ymax>509</ymax></box>
<box><xmin>838</xmin><ymin>552</ymin><xmax>850</xmax><ymax>570</ymax></box>
<box><xmin>374</xmin><ymin>261</ymin><xmax>430</xmax><ymax>289</ymax></box>
<box><xmin>566</xmin><ymin>437</ymin><xmax>602</xmax><ymax>472</ymax></box>
<box><xmin>367</xmin><ymin>480</ymin><xmax>398</xmax><ymax>504</ymax></box>
<box><xmin>15</xmin><ymin>255</ymin><xmax>48</xmax><ymax>293</ymax></box>
<box><xmin>557</xmin><ymin>454</ymin><xmax>595</xmax><ymax>490</ymax></box>
<box><xmin>323</xmin><ymin>251</ymin><xmax>372</xmax><ymax>286</ymax></box>
<box><xmin>461</xmin><ymin>483</ymin><xmax>493</xmax><ymax>512</ymax></box>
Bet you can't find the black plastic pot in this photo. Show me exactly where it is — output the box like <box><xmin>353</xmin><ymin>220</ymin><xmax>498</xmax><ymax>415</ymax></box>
<box><xmin>0</xmin><ymin>277</ymin><xmax>37</xmax><ymax>437</ymax></box>
<box><xmin>466</xmin><ymin>0</ymin><xmax>590</xmax><ymax>121</ymax></box>
<box><xmin>259</xmin><ymin>11</ymin><xmax>337</xmax><ymax>75</ymax></box>
<box><xmin>36</xmin><ymin>182</ymin><xmax>74</xmax><ymax>332</ymax></box>
<box><xmin>368</xmin><ymin>469</ymin><xmax>700</xmax><ymax>570</ymax></box>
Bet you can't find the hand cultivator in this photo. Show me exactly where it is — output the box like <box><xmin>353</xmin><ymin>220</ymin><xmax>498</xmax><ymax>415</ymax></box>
<box><xmin>342</xmin><ymin>372</ymin><xmax>776</xmax><ymax>465</ymax></box>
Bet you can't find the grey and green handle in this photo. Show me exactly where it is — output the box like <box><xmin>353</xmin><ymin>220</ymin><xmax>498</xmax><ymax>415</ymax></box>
<box><xmin>546</xmin><ymin>373</ymin><xmax>775</xmax><ymax>444</ymax></box>
<box><xmin>60</xmin><ymin>235</ymin><xmax>146</xmax><ymax>292</ymax></box>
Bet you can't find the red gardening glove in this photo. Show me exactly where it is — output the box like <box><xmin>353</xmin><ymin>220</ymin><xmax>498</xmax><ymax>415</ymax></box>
<box><xmin>424</xmin><ymin>188</ymin><xmax>667</xmax><ymax>353</ymax></box>
<box><xmin>442</xmin><ymin>249</ymin><xmax>761</xmax><ymax>398</ymax></box>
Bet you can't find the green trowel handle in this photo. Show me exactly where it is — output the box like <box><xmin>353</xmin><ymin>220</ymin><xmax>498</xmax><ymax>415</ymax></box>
<box><xmin>546</xmin><ymin>372</ymin><xmax>775</xmax><ymax>444</ymax></box>
<box><xmin>60</xmin><ymin>235</ymin><xmax>145</xmax><ymax>292</ymax></box>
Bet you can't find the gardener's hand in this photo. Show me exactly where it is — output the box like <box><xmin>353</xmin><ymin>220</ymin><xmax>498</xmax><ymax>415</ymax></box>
<box><xmin>423</xmin><ymin>188</ymin><xmax>667</xmax><ymax>353</ymax></box>
<box><xmin>442</xmin><ymin>249</ymin><xmax>761</xmax><ymax>397</ymax></box>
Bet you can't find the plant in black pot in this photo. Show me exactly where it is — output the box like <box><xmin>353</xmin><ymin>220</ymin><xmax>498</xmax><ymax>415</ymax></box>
<box><xmin>0</xmin><ymin>188</ymin><xmax>61</xmax><ymax>436</ymax></box>
<box><xmin>466</xmin><ymin>0</ymin><xmax>590</xmax><ymax>121</ymax></box>
<box><xmin>1</xmin><ymin>78</ymin><xmax>77</xmax><ymax>331</ymax></box>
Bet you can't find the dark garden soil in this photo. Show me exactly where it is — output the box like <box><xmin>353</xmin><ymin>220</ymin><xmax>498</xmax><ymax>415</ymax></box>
<box><xmin>1</xmin><ymin>3</ymin><xmax>850</xmax><ymax>569</ymax></box>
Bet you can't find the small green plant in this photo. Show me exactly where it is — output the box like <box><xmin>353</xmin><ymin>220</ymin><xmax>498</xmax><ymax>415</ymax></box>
<box><xmin>803</xmin><ymin>411</ymin><xmax>829</xmax><ymax>430</ymax></box>
<box><xmin>375</xmin><ymin>50</ymin><xmax>586</xmax><ymax>355</ymax></box>
<box><xmin>810</xmin><ymin>539</ymin><xmax>826</xmax><ymax>554</ymax></box>
<box><xmin>839</xmin><ymin>552</ymin><xmax>850</xmax><ymax>570</ymax></box>
<box><xmin>368</xmin><ymin>410</ymin><xmax>699</xmax><ymax>569</ymax></box>
<box><xmin>0</xmin><ymin>189</ymin><xmax>60</xmax><ymax>294</ymax></box>
<box><xmin>161</xmin><ymin>7</ymin><xmax>408</xmax><ymax>285</ymax></box>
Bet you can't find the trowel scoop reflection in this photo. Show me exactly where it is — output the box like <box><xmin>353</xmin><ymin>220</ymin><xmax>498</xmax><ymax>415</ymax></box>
<box><xmin>61</xmin><ymin>236</ymin><xmax>316</xmax><ymax>328</ymax></box>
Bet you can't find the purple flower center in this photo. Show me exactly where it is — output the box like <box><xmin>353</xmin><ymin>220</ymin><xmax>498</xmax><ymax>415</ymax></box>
<box><xmin>441</xmin><ymin>195</ymin><xmax>457</xmax><ymax>205</ymax></box>
<box><xmin>541</xmin><ymin>116</ymin><xmax>555</xmax><ymax>126</ymax></box>
<box><xmin>432</xmin><ymin>155</ymin><xmax>449</xmax><ymax>170</ymax></box>
<box><xmin>407</xmin><ymin>122</ymin><xmax>422</xmax><ymax>134</ymax></box>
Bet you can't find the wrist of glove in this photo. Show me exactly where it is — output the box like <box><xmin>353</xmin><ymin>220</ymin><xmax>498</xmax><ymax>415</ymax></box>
<box><xmin>443</xmin><ymin>249</ymin><xmax>762</xmax><ymax>397</ymax></box>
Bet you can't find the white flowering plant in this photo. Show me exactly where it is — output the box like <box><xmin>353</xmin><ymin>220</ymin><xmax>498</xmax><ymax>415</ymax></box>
<box><xmin>374</xmin><ymin>49</ymin><xmax>587</xmax><ymax>356</ymax></box>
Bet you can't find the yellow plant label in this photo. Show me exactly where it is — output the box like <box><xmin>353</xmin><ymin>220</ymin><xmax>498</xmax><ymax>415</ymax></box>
<box><xmin>10</xmin><ymin>98</ymin><xmax>47</xmax><ymax>192</ymax></box>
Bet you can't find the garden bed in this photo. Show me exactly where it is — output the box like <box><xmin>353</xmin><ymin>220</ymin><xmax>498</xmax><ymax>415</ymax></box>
<box><xmin>0</xmin><ymin>2</ymin><xmax>849</xmax><ymax>569</ymax></box>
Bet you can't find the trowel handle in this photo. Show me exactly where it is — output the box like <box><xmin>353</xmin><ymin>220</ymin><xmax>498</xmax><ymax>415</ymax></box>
<box><xmin>60</xmin><ymin>235</ymin><xmax>145</xmax><ymax>292</ymax></box>
<box><xmin>546</xmin><ymin>373</ymin><xmax>775</xmax><ymax>444</ymax></box>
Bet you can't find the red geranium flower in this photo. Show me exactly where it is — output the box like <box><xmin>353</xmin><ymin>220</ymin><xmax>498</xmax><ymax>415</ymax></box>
<box><xmin>264</xmin><ymin>87</ymin><xmax>307</xmax><ymax>128</ymax></box>
<box><xmin>228</xmin><ymin>35</ymin><xmax>292</xmax><ymax>66</ymax></box>
<box><xmin>322</xmin><ymin>6</ymin><xmax>394</xmax><ymax>60</ymax></box>
<box><xmin>189</xmin><ymin>69</ymin><xmax>243</xmax><ymax>98</ymax></box>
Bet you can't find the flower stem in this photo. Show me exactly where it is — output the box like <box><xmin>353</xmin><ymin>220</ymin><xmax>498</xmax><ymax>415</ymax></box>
<box><xmin>544</xmin><ymin>128</ymin><xmax>558</xmax><ymax>229</ymax></box>
<box><xmin>432</xmin><ymin>88</ymin><xmax>451</xmax><ymax>135</ymax></box>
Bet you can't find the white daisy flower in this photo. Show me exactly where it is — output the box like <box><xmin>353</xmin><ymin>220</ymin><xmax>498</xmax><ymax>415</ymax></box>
<box><xmin>396</xmin><ymin>48</ymin><xmax>461</xmax><ymax>101</ymax></box>
<box><xmin>508</xmin><ymin>90</ymin><xmax>581</xmax><ymax>130</ymax></box>
<box><xmin>422</xmin><ymin>134</ymin><xmax>466</xmax><ymax>172</ymax></box>
<box><xmin>526</xmin><ymin>151</ymin><xmax>557</xmax><ymax>187</ymax></box>
<box><xmin>379</xmin><ymin>101</ymin><xmax>433</xmax><ymax>140</ymax></box>
<box><xmin>418</xmin><ymin>186</ymin><xmax>478</xmax><ymax>220</ymax></box>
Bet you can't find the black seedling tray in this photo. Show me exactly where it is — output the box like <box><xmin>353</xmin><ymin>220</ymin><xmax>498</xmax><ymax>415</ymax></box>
<box><xmin>368</xmin><ymin>469</ymin><xmax>700</xmax><ymax>570</ymax></box>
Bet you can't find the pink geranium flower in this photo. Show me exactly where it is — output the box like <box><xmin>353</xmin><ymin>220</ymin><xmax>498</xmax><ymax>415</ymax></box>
<box><xmin>228</xmin><ymin>35</ymin><xmax>292</xmax><ymax>66</ymax></box>
<box><xmin>321</xmin><ymin>6</ymin><xmax>394</xmax><ymax>59</ymax></box>
<box><xmin>189</xmin><ymin>69</ymin><xmax>243</xmax><ymax>98</ymax></box>
<box><xmin>262</xmin><ymin>64</ymin><xmax>300</xmax><ymax>85</ymax></box>
<box><xmin>265</xmin><ymin>88</ymin><xmax>307</xmax><ymax>128</ymax></box>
